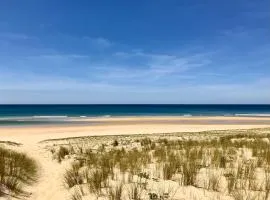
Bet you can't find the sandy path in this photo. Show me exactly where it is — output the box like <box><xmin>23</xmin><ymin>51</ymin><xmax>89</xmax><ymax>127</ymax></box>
<box><xmin>20</xmin><ymin>143</ymin><xmax>70</xmax><ymax>200</ymax></box>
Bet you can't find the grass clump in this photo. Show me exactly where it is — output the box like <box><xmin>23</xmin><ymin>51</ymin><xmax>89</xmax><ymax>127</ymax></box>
<box><xmin>0</xmin><ymin>146</ymin><xmax>37</xmax><ymax>197</ymax></box>
<box><xmin>64</xmin><ymin>163</ymin><xmax>83</xmax><ymax>188</ymax></box>
<box><xmin>112</xmin><ymin>140</ymin><xmax>119</xmax><ymax>147</ymax></box>
<box><xmin>57</xmin><ymin>146</ymin><xmax>70</xmax><ymax>162</ymax></box>
<box><xmin>128</xmin><ymin>183</ymin><xmax>143</xmax><ymax>200</ymax></box>
<box><xmin>70</xmin><ymin>186</ymin><xmax>84</xmax><ymax>200</ymax></box>
<box><xmin>108</xmin><ymin>183</ymin><xmax>123</xmax><ymax>200</ymax></box>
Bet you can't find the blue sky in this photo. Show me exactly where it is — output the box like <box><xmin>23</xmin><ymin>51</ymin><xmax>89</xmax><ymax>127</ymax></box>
<box><xmin>0</xmin><ymin>0</ymin><xmax>269</xmax><ymax>104</ymax></box>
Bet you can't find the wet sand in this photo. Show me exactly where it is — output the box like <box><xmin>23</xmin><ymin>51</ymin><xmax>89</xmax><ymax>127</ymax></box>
<box><xmin>1</xmin><ymin>116</ymin><xmax>270</xmax><ymax>144</ymax></box>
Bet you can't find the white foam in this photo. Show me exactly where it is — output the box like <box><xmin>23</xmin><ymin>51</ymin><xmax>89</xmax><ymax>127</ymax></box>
<box><xmin>183</xmin><ymin>114</ymin><xmax>192</xmax><ymax>117</ymax></box>
<box><xmin>32</xmin><ymin>116</ymin><xmax>68</xmax><ymax>118</ymax></box>
<box><xmin>235</xmin><ymin>113</ymin><xmax>270</xmax><ymax>117</ymax></box>
<box><xmin>102</xmin><ymin>115</ymin><xmax>111</xmax><ymax>118</ymax></box>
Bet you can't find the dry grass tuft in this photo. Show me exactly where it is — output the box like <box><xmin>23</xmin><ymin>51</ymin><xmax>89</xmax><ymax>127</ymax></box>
<box><xmin>0</xmin><ymin>146</ymin><xmax>37</xmax><ymax>197</ymax></box>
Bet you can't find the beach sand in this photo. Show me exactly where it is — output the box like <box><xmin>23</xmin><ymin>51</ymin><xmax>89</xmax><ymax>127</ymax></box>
<box><xmin>1</xmin><ymin>116</ymin><xmax>270</xmax><ymax>200</ymax></box>
<box><xmin>1</xmin><ymin>116</ymin><xmax>270</xmax><ymax>144</ymax></box>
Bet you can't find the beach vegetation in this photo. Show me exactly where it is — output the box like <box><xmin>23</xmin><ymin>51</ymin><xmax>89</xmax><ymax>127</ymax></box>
<box><xmin>54</xmin><ymin>129</ymin><xmax>270</xmax><ymax>200</ymax></box>
<box><xmin>0</xmin><ymin>146</ymin><xmax>37</xmax><ymax>197</ymax></box>
<box><xmin>64</xmin><ymin>163</ymin><xmax>83</xmax><ymax>188</ymax></box>
<box><xmin>57</xmin><ymin>146</ymin><xmax>70</xmax><ymax>162</ymax></box>
<box><xmin>108</xmin><ymin>183</ymin><xmax>124</xmax><ymax>200</ymax></box>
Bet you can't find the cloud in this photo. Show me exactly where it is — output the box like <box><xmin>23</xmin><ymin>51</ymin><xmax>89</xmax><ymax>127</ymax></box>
<box><xmin>92</xmin><ymin>37</ymin><xmax>112</xmax><ymax>48</ymax></box>
<box><xmin>0</xmin><ymin>32</ymin><xmax>36</xmax><ymax>40</ymax></box>
<box><xmin>111</xmin><ymin>51</ymin><xmax>212</xmax><ymax>79</ymax></box>
<box><xmin>81</xmin><ymin>36</ymin><xmax>113</xmax><ymax>49</ymax></box>
<box><xmin>0</xmin><ymin>27</ymin><xmax>269</xmax><ymax>103</ymax></box>
<box><xmin>0</xmin><ymin>36</ymin><xmax>213</xmax><ymax>86</ymax></box>
<box><xmin>0</xmin><ymin>71</ymin><xmax>116</xmax><ymax>90</ymax></box>
<box><xmin>1</xmin><ymin>78</ymin><xmax>270</xmax><ymax>104</ymax></box>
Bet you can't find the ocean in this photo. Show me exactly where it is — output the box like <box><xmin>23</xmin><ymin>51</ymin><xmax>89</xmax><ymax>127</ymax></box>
<box><xmin>0</xmin><ymin>104</ymin><xmax>270</xmax><ymax>126</ymax></box>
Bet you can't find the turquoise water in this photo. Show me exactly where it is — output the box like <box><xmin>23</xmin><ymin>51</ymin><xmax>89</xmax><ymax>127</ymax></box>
<box><xmin>0</xmin><ymin>104</ymin><xmax>270</xmax><ymax>126</ymax></box>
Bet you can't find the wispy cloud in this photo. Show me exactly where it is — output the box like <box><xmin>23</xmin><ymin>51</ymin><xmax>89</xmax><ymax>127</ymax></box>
<box><xmin>86</xmin><ymin>37</ymin><xmax>112</xmax><ymax>48</ymax></box>
<box><xmin>51</xmin><ymin>33</ymin><xmax>113</xmax><ymax>50</ymax></box>
<box><xmin>0</xmin><ymin>26</ymin><xmax>269</xmax><ymax>103</ymax></box>
<box><xmin>0</xmin><ymin>32</ymin><xmax>36</xmax><ymax>40</ymax></box>
<box><xmin>1</xmin><ymin>75</ymin><xmax>269</xmax><ymax>104</ymax></box>
<box><xmin>0</xmin><ymin>51</ymin><xmax>211</xmax><ymax>88</ymax></box>
<box><xmin>111</xmin><ymin>51</ymin><xmax>212</xmax><ymax>79</ymax></box>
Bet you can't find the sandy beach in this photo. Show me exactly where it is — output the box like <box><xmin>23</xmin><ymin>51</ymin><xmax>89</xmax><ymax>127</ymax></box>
<box><xmin>1</xmin><ymin>116</ymin><xmax>270</xmax><ymax>200</ymax></box>
<box><xmin>1</xmin><ymin>116</ymin><xmax>270</xmax><ymax>144</ymax></box>
<box><xmin>1</xmin><ymin>0</ymin><xmax>270</xmax><ymax>198</ymax></box>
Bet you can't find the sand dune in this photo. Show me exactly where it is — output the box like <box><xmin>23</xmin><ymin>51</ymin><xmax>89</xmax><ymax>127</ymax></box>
<box><xmin>1</xmin><ymin>117</ymin><xmax>270</xmax><ymax>200</ymax></box>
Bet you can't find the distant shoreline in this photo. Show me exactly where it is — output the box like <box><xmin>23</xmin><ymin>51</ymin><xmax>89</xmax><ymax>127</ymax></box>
<box><xmin>1</xmin><ymin>116</ymin><xmax>270</xmax><ymax>144</ymax></box>
<box><xmin>1</xmin><ymin>115</ymin><xmax>270</xmax><ymax>127</ymax></box>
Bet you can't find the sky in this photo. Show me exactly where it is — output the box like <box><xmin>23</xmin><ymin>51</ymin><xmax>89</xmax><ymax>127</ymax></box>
<box><xmin>0</xmin><ymin>0</ymin><xmax>269</xmax><ymax>104</ymax></box>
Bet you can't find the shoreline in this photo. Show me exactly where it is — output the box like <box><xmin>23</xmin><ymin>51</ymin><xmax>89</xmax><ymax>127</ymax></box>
<box><xmin>2</xmin><ymin>114</ymin><xmax>270</xmax><ymax>119</ymax></box>
<box><xmin>1</xmin><ymin>116</ymin><xmax>270</xmax><ymax>144</ymax></box>
<box><xmin>1</xmin><ymin>117</ymin><xmax>270</xmax><ymax>200</ymax></box>
<box><xmin>1</xmin><ymin>115</ymin><xmax>270</xmax><ymax>127</ymax></box>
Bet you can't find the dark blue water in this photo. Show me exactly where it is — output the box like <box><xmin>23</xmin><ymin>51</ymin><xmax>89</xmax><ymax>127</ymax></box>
<box><xmin>1</xmin><ymin>104</ymin><xmax>270</xmax><ymax>117</ymax></box>
<box><xmin>0</xmin><ymin>104</ymin><xmax>270</xmax><ymax>126</ymax></box>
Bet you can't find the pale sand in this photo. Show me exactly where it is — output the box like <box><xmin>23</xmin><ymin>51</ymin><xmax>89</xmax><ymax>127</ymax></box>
<box><xmin>1</xmin><ymin>116</ymin><xmax>270</xmax><ymax>200</ymax></box>
<box><xmin>1</xmin><ymin>116</ymin><xmax>270</xmax><ymax>144</ymax></box>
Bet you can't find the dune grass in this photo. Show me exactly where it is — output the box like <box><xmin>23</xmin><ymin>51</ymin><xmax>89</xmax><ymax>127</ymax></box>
<box><xmin>64</xmin><ymin>163</ymin><xmax>83</xmax><ymax>188</ymax></box>
<box><xmin>0</xmin><ymin>146</ymin><xmax>38</xmax><ymax>197</ymax></box>
<box><xmin>108</xmin><ymin>183</ymin><xmax>123</xmax><ymax>200</ymax></box>
<box><xmin>56</xmin><ymin>129</ymin><xmax>270</xmax><ymax>200</ymax></box>
<box><xmin>57</xmin><ymin>146</ymin><xmax>70</xmax><ymax>162</ymax></box>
